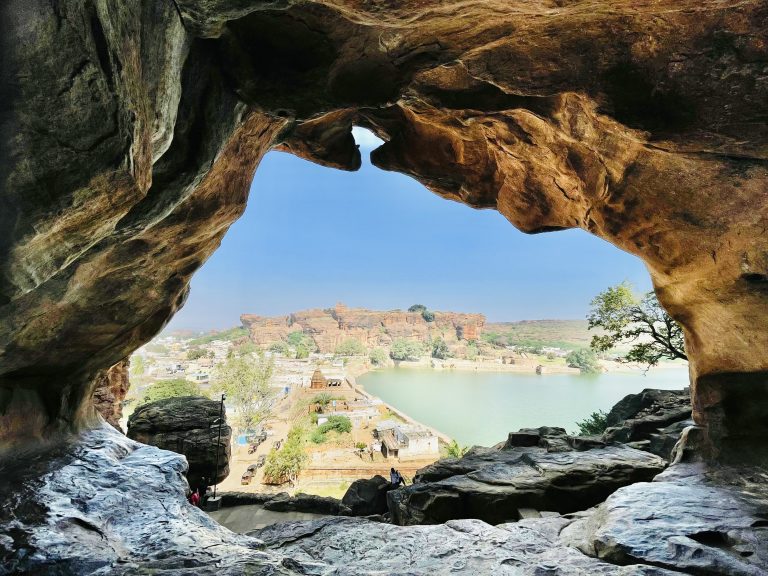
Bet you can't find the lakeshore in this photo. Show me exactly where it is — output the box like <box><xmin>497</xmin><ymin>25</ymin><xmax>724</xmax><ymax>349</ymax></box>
<box><xmin>128</xmin><ymin>330</ymin><xmax>690</xmax><ymax>499</ymax></box>
<box><xmin>358</xmin><ymin>364</ymin><xmax>690</xmax><ymax>447</ymax></box>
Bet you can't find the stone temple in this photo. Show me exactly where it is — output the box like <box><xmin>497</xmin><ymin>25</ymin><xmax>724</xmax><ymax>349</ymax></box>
<box><xmin>0</xmin><ymin>1</ymin><xmax>767</xmax><ymax>574</ymax></box>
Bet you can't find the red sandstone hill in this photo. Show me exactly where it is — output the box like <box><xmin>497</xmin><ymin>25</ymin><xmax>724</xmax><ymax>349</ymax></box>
<box><xmin>241</xmin><ymin>303</ymin><xmax>484</xmax><ymax>353</ymax></box>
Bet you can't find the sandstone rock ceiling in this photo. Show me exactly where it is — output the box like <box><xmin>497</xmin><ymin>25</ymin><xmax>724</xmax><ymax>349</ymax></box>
<box><xmin>0</xmin><ymin>1</ymin><xmax>766</xmax><ymax>461</ymax></box>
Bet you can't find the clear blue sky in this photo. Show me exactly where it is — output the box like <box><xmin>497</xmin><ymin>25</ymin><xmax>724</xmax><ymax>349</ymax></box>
<box><xmin>167</xmin><ymin>129</ymin><xmax>652</xmax><ymax>331</ymax></box>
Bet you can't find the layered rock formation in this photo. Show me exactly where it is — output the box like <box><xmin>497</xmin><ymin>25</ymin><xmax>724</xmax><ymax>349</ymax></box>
<box><xmin>254</xmin><ymin>462</ymin><xmax>768</xmax><ymax>576</ymax></box>
<box><xmin>388</xmin><ymin>427</ymin><xmax>665</xmax><ymax>525</ymax></box>
<box><xmin>603</xmin><ymin>387</ymin><xmax>694</xmax><ymax>459</ymax></box>
<box><xmin>127</xmin><ymin>396</ymin><xmax>231</xmax><ymax>487</ymax></box>
<box><xmin>0</xmin><ymin>0</ymin><xmax>766</xmax><ymax>469</ymax></box>
<box><xmin>241</xmin><ymin>302</ymin><xmax>484</xmax><ymax>353</ymax></box>
<box><xmin>2</xmin><ymin>423</ymin><xmax>766</xmax><ymax>574</ymax></box>
<box><xmin>91</xmin><ymin>359</ymin><xmax>130</xmax><ymax>431</ymax></box>
<box><xmin>0</xmin><ymin>424</ymin><xmax>295</xmax><ymax>575</ymax></box>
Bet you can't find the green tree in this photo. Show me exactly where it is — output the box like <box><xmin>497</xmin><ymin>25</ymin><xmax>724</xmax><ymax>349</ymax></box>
<box><xmin>130</xmin><ymin>355</ymin><xmax>145</xmax><ymax>377</ymax></box>
<box><xmin>444</xmin><ymin>439</ymin><xmax>468</xmax><ymax>458</ymax></box>
<box><xmin>232</xmin><ymin>341</ymin><xmax>259</xmax><ymax>356</ymax></box>
<box><xmin>295</xmin><ymin>343</ymin><xmax>310</xmax><ymax>359</ymax></box>
<box><xmin>464</xmin><ymin>341</ymin><xmax>479</xmax><ymax>361</ymax></box>
<box><xmin>141</xmin><ymin>378</ymin><xmax>202</xmax><ymax>405</ymax></box>
<box><xmin>263</xmin><ymin>425</ymin><xmax>308</xmax><ymax>485</ymax></box>
<box><xmin>421</xmin><ymin>310</ymin><xmax>435</xmax><ymax>322</ymax></box>
<box><xmin>389</xmin><ymin>338</ymin><xmax>423</xmax><ymax>361</ymax></box>
<box><xmin>369</xmin><ymin>347</ymin><xmax>388</xmax><ymax>366</ymax></box>
<box><xmin>566</xmin><ymin>348</ymin><xmax>601</xmax><ymax>374</ymax></box>
<box><xmin>269</xmin><ymin>341</ymin><xmax>290</xmax><ymax>355</ymax></box>
<box><xmin>213</xmin><ymin>352</ymin><xmax>276</xmax><ymax>433</ymax></box>
<box><xmin>408</xmin><ymin>304</ymin><xmax>427</xmax><ymax>313</ymax></box>
<box><xmin>575</xmin><ymin>410</ymin><xmax>609</xmax><ymax>436</ymax></box>
<box><xmin>187</xmin><ymin>347</ymin><xmax>207</xmax><ymax>360</ymax></box>
<box><xmin>335</xmin><ymin>338</ymin><xmax>365</xmax><ymax>356</ymax></box>
<box><xmin>431</xmin><ymin>337</ymin><xmax>451</xmax><ymax>360</ymax></box>
<box><xmin>588</xmin><ymin>282</ymin><xmax>687</xmax><ymax>369</ymax></box>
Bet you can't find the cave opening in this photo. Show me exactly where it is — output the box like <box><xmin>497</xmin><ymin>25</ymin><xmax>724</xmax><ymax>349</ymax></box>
<box><xmin>2</xmin><ymin>1</ymin><xmax>767</xmax><ymax>571</ymax></box>
<box><xmin>122</xmin><ymin>126</ymin><xmax>691</xmax><ymax>513</ymax></box>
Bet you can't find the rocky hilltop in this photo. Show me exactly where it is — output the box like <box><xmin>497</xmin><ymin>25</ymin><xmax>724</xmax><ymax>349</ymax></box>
<box><xmin>241</xmin><ymin>302</ymin><xmax>484</xmax><ymax>353</ymax></box>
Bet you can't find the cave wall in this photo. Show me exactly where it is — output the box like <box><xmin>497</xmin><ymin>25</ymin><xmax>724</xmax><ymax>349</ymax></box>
<box><xmin>92</xmin><ymin>359</ymin><xmax>130</xmax><ymax>430</ymax></box>
<box><xmin>0</xmin><ymin>0</ymin><xmax>766</xmax><ymax>460</ymax></box>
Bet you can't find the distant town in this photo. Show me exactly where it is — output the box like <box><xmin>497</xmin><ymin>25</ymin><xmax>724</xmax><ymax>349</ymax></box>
<box><xmin>125</xmin><ymin>303</ymin><xmax>643</xmax><ymax>497</ymax></box>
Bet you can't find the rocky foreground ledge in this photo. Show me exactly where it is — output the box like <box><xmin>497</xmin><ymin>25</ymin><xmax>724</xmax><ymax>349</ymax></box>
<box><xmin>1</xmin><ymin>423</ymin><xmax>766</xmax><ymax>575</ymax></box>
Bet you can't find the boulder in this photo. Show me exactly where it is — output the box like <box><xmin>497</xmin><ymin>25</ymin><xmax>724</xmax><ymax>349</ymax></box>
<box><xmin>389</xmin><ymin>429</ymin><xmax>665</xmax><ymax>526</ymax></box>
<box><xmin>0</xmin><ymin>424</ymin><xmax>295</xmax><ymax>575</ymax></box>
<box><xmin>561</xmin><ymin>462</ymin><xmax>768</xmax><ymax>575</ymax></box>
<box><xmin>263</xmin><ymin>492</ymin><xmax>350</xmax><ymax>516</ymax></box>
<box><xmin>602</xmin><ymin>388</ymin><xmax>693</xmax><ymax>459</ymax></box>
<box><xmin>254</xmin><ymin>461</ymin><xmax>768</xmax><ymax>576</ymax></box>
<box><xmin>341</xmin><ymin>475</ymin><xmax>392</xmax><ymax>516</ymax></box>
<box><xmin>127</xmin><ymin>396</ymin><xmax>230</xmax><ymax>487</ymax></box>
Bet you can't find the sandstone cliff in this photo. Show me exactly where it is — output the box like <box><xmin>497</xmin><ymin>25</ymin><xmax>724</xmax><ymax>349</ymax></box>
<box><xmin>92</xmin><ymin>359</ymin><xmax>131</xmax><ymax>432</ymax></box>
<box><xmin>241</xmin><ymin>302</ymin><xmax>484</xmax><ymax>353</ymax></box>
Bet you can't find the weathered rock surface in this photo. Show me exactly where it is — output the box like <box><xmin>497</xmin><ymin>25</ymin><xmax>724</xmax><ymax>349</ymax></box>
<box><xmin>603</xmin><ymin>387</ymin><xmax>693</xmax><ymax>459</ymax></box>
<box><xmin>92</xmin><ymin>359</ymin><xmax>131</xmax><ymax>431</ymax></box>
<box><xmin>1</xmin><ymin>0</ymin><xmax>767</xmax><ymax>463</ymax></box>
<box><xmin>242</xmin><ymin>302</ymin><xmax>484</xmax><ymax>353</ymax></box>
<box><xmin>263</xmin><ymin>492</ymin><xmax>351</xmax><ymax>516</ymax></box>
<box><xmin>2</xmin><ymin>424</ymin><xmax>766</xmax><ymax>574</ymax></box>
<box><xmin>0</xmin><ymin>424</ymin><xmax>294</xmax><ymax>575</ymax></box>
<box><xmin>341</xmin><ymin>475</ymin><xmax>393</xmax><ymax>516</ymax></box>
<box><xmin>254</xmin><ymin>516</ymin><xmax>682</xmax><ymax>576</ymax></box>
<box><xmin>562</xmin><ymin>463</ymin><xmax>768</xmax><ymax>575</ymax></box>
<box><xmin>389</xmin><ymin>427</ymin><xmax>665</xmax><ymax>525</ymax></box>
<box><xmin>254</xmin><ymin>461</ymin><xmax>768</xmax><ymax>575</ymax></box>
<box><xmin>127</xmin><ymin>396</ymin><xmax>231</xmax><ymax>487</ymax></box>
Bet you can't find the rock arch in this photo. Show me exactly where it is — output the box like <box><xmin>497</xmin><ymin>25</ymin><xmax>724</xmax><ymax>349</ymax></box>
<box><xmin>0</xmin><ymin>0</ymin><xmax>766</xmax><ymax>462</ymax></box>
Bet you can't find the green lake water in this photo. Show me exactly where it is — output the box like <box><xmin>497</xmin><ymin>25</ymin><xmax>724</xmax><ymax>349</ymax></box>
<box><xmin>359</xmin><ymin>366</ymin><xmax>689</xmax><ymax>447</ymax></box>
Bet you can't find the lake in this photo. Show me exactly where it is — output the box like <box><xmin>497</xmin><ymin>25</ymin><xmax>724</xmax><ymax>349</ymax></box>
<box><xmin>359</xmin><ymin>366</ymin><xmax>689</xmax><ymax>447</ymax></box>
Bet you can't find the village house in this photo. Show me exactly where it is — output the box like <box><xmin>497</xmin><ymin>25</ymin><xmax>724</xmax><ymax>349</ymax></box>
<box><xmin>373</xmin><ymin>420</ymin><xmax>440</xmax><ymax>460</ymax></box>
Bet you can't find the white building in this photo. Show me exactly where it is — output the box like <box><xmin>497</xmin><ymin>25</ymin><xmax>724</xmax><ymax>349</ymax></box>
<box><xmin>373</xmin><ymin>420</ymin><xmax>439</xmax><ymax>460</ymax></box>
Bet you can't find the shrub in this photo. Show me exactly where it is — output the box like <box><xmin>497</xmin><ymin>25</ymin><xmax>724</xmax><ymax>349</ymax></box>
<box><xmin>311</xmin><ymin>415</ymin><xmax>353</xmax><ymax>444</ymax></box>
<box><xmin>464</xmin><ymin>342</ymin><xmax>479</xmax><ymax>361</ymax></box>
<box><xmin>575</xmin><ymin>410</ymin><xmax>609</xmax><ymax>436</ymax></box>
<box><xmin>444</xmin><ymin>440</ymin><xmax>468</xmax><ymax>458</ymax></box>
<box><xmin>566</xmin><ymin>348</ymin><xmax>601</xmax><ymax>374</ymax></box>
<box><xmin>335</xmin><ymin>338</ymin><xmax>365</xmax><ymax>356</ymax></box>
<box><xmin>431</xmin><ymin>337</ymin><xmax>451</xmax><ymax>359</ymax></box>
<box><xmin>390</xmin><ymin>338</ymin><xmax>423</xmax><ymax>361</ymax></box>
<box><xmin>186</xmin><ymin>347</ymin><xmax>207</xmax><ymax>360</ymax></box>
<box><xmin>322</xmin><ymin>415</ymin><xmax>352</xmax><ymax>434</ymax></box>
<box><xmin>140</xmin><ymin>379</ymin><xmax>202</xmax><ymax>405</ymax></box>
<box><xmin>311</xmin><ymin>393</ymin><xmax>337</xmax><ymax>406</ymax></box>
<box><xmin>408</xmin><ymin>304</ymin><xmax>427</xmax><ymax>313</ymax></box>
<box><xmin>369</xmin><ymin>347</ymin><xmax>388</xmax><ymax>366</ymax></box>
<box><xmin>421</xmin><ymin>310</ymin><xmax>435</xmax><ymax>322</ymax></box>
<box><xmin>310</xmin><ymin>429</ymin><xmax>327</xmax><ymax>444</ymax></box>
<box><xmin>355</xmin><ymin>441</ymin><xmax>368</xmax><ymax>450</ymax></box>
<box><xmin>269</xmin><ymin>341</ymin><xmax>290</xmax><ymax>355</ymax></box>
